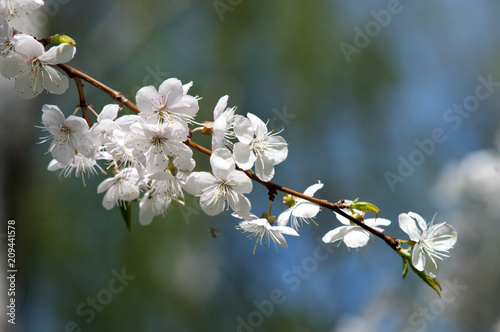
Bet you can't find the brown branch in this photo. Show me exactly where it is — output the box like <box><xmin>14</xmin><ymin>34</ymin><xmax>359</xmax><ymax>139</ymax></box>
<box><xmin>57</xmin><ymin>63</ymin><xmax>139</xmax><ymax>114</ymax></box>
<box><xmin>72</xmin><ymin>77</ymin><xmax>92</xmax><ymax>127</ymax></box>
<box><xmin>184</xmin><ymin>139</ymin><xmax>400</xmax><ymax>251</ymax></box>
<box><xmin>57</xmin><ymin>63</ymin><xmax>400</xmax><ymax>252</ymax></box>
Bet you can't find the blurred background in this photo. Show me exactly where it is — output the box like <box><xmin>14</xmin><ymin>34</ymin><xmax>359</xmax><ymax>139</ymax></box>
<box><xmin>1</xmin><ymin>0</ymin><xmax>500</xmax><ymax>331</ymax></box>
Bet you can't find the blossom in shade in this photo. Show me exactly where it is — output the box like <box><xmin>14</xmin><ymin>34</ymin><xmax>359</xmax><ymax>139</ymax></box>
<box><xmin>97</xmin><ymin>167</ymin><xmax>141</xmax><ymax>210</ymax></box>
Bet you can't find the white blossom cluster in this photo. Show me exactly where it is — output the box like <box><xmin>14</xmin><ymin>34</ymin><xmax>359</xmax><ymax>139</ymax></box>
<box><xmin>0</xmin><ymin>0</ymin><xmax>459</xmax><ymax>282</ymax></box>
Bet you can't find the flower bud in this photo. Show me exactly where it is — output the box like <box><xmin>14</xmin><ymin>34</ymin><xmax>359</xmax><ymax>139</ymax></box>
<box><xmin>50</xmin><ymin>34</ymin><xmax>77</xmax><ymax>45</ymax></box>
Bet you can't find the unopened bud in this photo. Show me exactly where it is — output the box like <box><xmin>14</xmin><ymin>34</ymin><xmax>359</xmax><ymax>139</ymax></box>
<box><xmin>50</xmin><ymin>34</ymin><xmax>76</xmax><ymax>45</ymax></box>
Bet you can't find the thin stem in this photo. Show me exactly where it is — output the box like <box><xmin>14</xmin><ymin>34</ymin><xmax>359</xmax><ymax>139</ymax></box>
<box><xmin>57</xmin><ymin>63</ymin><xmax>139</xmax><ymax>114</ymax></box>
<box><xmin>73</xmin><ymin>77</ymin><xmax>92</xmax><ymax>127</ymax></box>
<box><xmin>184</xmin><ymin>140</ymin><xmax>401</xmax><ymax>251</ymax></box>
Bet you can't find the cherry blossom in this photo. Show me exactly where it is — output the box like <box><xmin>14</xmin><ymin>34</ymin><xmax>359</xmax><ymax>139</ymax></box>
<box><xmin>135</xmin><ymin>78</ymin><xmax>199</xmax><ymax>129</ymax></box>
<box><xmin>236</xmin><ymin>214</ymin><xmax>299</xmax><ymax>254</ymax></box>
<box><xmin>0</xmin><ymin>35</ymin><xmax>76</xmax><ymax>98</ymax></box>
<box><xmin>97</xmin><ymin>167</ymin><xmax>141</xmax><ymax>210</ymax></box>
<box><xmin>185</xmin><ymin>148</ymin><xmax>252</xmax><ymax>216</ymax></box>
<box><xmin>322</xmin><ymin>209</ymin><xmax>391</xmax><ymax>249</ymax></box>
<box><xmin>399</xmin><ymin>212</ymin><xmax>457</xmax><ymax>278</ymax></box>
<box><xmin>39</xmin><ymin>104</ymin><xmax>92</xmax><ymax>164</ymax></box>
<box><xmin>277</xmin><ymin>181</ymin><xmax>323</xmax><ymax>230</ymax></box>
<box><xmin>233</xmin><ymin>113</ymin><xmax>288</xmax><ymax>182</ymax></box>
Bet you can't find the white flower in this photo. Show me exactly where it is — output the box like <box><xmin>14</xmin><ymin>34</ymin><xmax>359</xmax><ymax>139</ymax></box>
<box><xmin>184</xmin><ymin>148</ymin><xmax>252</xmax><ymax>216</ymax></box>
<box><xmin>211</xmin><ymin>95</ymin><xmax>236</xmax><ymax>150</ymax></box>
<box><xmin>233</xmin><ymin>113</ymin><xmax>288</xmax><ymax>182</ymax></box>
<box><xmin>0</xmin><ymin>35</ymin><xmax>76</xmax><ymax>98</ymax></box>
<box><xmin>88</xmin><ymin>104</ymin><xmax>121</xmax><ymax>147</ymax></box>
<box><xmin>39</xmin><ymin>104</ymin><xmax>92</xmax><ymax>164</ymax></box>
<box><xmin>322</xmin><ymin>209</ymin><xmax>391</xmax><ymax>249</ymax></box>
<box><xmin>97</xmin><ymin>167</ymin><xmax>141</xmax><ymax>210</ymax></box>
<box><xmin>236</xmin><ymin>214</ymin><xmax>299</xmax><ymax>254</ymax></box>
<box><xmin>399</xmin><ymin>212</ymin><xmax>457</xmax><ymax>278</ymax></box>
<box><xmin>277</xmin><ymin>181</ymin><xmax>323</xmax><ymax>230</ymax></box>
<box><xmin>0</xmin><ymin>0</ymin><xmax>44</xmax><ymax>26</ymax></box>
<box><xmin>125</xmin><ymin>119</ymin><xmax>191</xmax><ymax>169</ymax></box>
<box><xmin>135</xmin><ymin>78</ymin><xmax>199</xmax><ymax>128</ymax></box>
<box><xmin>139</xmin><ymin>171</ymin><xmax>184</xmax><ymax>226</ymax></box>
<box><xmin>0</xmin><ymin>21</ymin><xmax>14</xmax><ymax>58</ymax></box>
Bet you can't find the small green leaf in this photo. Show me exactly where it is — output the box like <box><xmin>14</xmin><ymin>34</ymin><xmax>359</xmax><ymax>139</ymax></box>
<box><xmin>119</xmin><ymin>201</ymin><xmax>132</xmax><ymax>235</ymax></box>
<box><xmin>349</xmin><ymin>199</ymin><xmax>380</xmax><ymax>218</ymax></box>
<box><xmin>402</xmin><ymin>259</ymin><xmax>409</xmax><ymax>279</ymax></box>
<box><xmin>398</xmin><ymin>249</ymin><xmax>442</xmax><ymax>296</ymax></box>
<box><xmin>50</xmin><ymin>33</ymin><xmax>76</xmax><ymax>45</ymax></box>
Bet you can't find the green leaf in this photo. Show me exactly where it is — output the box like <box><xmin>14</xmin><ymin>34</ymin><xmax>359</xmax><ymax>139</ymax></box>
<box><xmin>402</xmin><ymin>259</ymin><xmax>409</xmax><ymax>279</ymax></box>
<box><xmin>349</xmin><ymin>199</ymin><xmax>380</xmax><ymax>218</ymax></box>
<box><xmin>119</xmin><ymin>201</ymin><xmax>132</xmax><ymax>235</ymax></box>
<box><xmin>398</xmin><ymin>249</ymin><xmax>442</xmax><ymax>296</ymax></box>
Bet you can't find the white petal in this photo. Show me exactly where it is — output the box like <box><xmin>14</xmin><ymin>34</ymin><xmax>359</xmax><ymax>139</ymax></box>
<box><xmin>334</xmin><ymin>212</ymin><xmax>352</xmax><ymax>226</ymax></box>
<box><xmin>98</xmin><ymin>104</ymin><xmax>120</xmax><ymax>121</ymax></box>
<box><xmin>43</xmin><ymin>66</ymin><xmax>69</xmax><ymax>95</ymax></box>
<box><xmin>247</xmin><ymin>113</ymin><xmax>267</xmax><ymax>137</ymax></box>
<box><xmin>322</xmin><ymin>226</ymin><xmax>351</xmax><ymax>243</ymax></box>
<box><xmin>233</xmin><ymin>142</ymin><xmax>255</xmax><ymax>170</ymax></box>
<box><xmin>97</xmin><ymin>177</ymin><xmax>116</xmax><ymax>194</ymax></box>
<box><xmin>365</xmin><ymin>217</ymin><xmax>391</xmax><ymax>227</ymax></box>
<box><xmin>343</xmin><ymin>228</ymin><xmax>371</xmax><ymax>248</ymax></box>
<box><xmin>159</xmin><ymin>78</ymin><xmax>183</xmax><ymax>106</ymax></box>
<box><xmin>210</xmin><ymin>148</ymin><xmax>235</xmax><ymax>180</ymax></box>
<box><xmin>273</xmin><ymin>226</ymin><xmax>299</xmax><ymax>237</ymax></box>
<box><xmin>277</xmin><ymin>208</ymin><xmax>293</xmax><ymax>227</ymax></box>
<box><xmin>255</xmin><ymin>155</ymin><xmax>275</xmax><ymax>182</ymax></box>
<box><xmin>228</xmin><ymin>193</ymin><xmax>251</xmax><ymax>215</ymax></box>
<box><xmin>398</xmin><ymin>213</ymin><xmax>422</xmax><ymax>242</ymax></box>
<box><xmin>233</xmin><ymin>115</ymin><xmax>254</xmax><ymax>144</ymax></box>
<box><xmin>200</xmin><ymin>190</ymin><xmax>225</xmax><ymax>216</ymax></box>
<box><xmin>184</xmin><ymin>172</ymin><xmax>217</xmax><ymax>195</ymax></box>
<box><xmin>427</xmin><ymin>222</ymin><xmax>457</xmax><ymax>251</ymax></box>
<box><xmin>408</xmin><ymin>212</ymin><xmax>428</xmax><ymax>232</ymax></box>
<box><xmin>303</xmin><ymin>181</ymin><xmax>323</xmax><ymax>197</ymax></box>
<box><xmin>139</xmin><ymin>195</ymin><xmax>155</xmax><ymax>226</ymax></box>
<box><xmin>412</xmin><ymin>243</ymin><xmax>425</xmax><ymax>271</ymax></box>
<box><xmin>41</xmin><ymin>104</ymin><xmax>65</xmax><ymax>132</ymax></box>
<box><xmin>226</xmin><ymin>170</ymin><xmax>253</xmax><ymax>194</ymax></box>
<box><xmin>0</xmin><ymin>52</ymin><xmax>27</xmax><ymax>78</ymax></box>
<box><xmin>41</xmin><ymin>43</ymin><xmax>76</xmax><ymax>64</ymax></box>
<box><xmin>292</xmin><ymin>201</ymin><xmax>320</xmax><ymax>219</ymax></box>
<box><xmin>136</xmin><ymin>85</ymin><xmax>158</xmax><ymax>113</ymax></box>
<box><xmin>213</xmin><ymin>95</ymin><xmax>228</xmax><ymax>120</ymax></box>
<box><xmin>264</xmin><ymin>135</ymin><xmax>288</xmax><ymax>164</ymax></box>
<box><xmin>14</xmin><ymin>36</ymin><xmax>44</xmax><ymax>57</ymax></box>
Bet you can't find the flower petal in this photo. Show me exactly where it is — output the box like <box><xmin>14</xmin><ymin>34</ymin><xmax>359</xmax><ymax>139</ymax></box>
<box><xmin>41</xmin><ymin>43</ymin><xmax>76</xmax><ymax>65</ymax></box>
<box><xmin>322</xmin><ymin>226</ymin><xmax>351</xmax><ymax>243</ymax></box>
<box><xmin>398</xmin><ymin>213</ymin><xmax>422</xmax><ymax>242</ymax></box>
<box><xmin>210</xmin><ymin>148</ymin><xmax>235</xmax><ymax>180</ymax></box>
<box><xmin>233</xmin><ymin>142</ymin><xmax>255</xmax><ymax>170</ymax></box>
<box><xmin>343</xmin><ymin>228</ymin><xmax>370</xmax><ymax>248</ymax></box>
<box><xmin>255</xmin><ymin>154</ymin><xmax>275</xmax><ymax>182</ymax></box>
<box><xmin>427</xmin><ymin>222</ymin><xmax>457</xmax><ymax>251</ymax></box>
<box><xmin>184</xmin><ymin>172</ymin><xmax>217</xmax><ymax>195</ymax></box>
